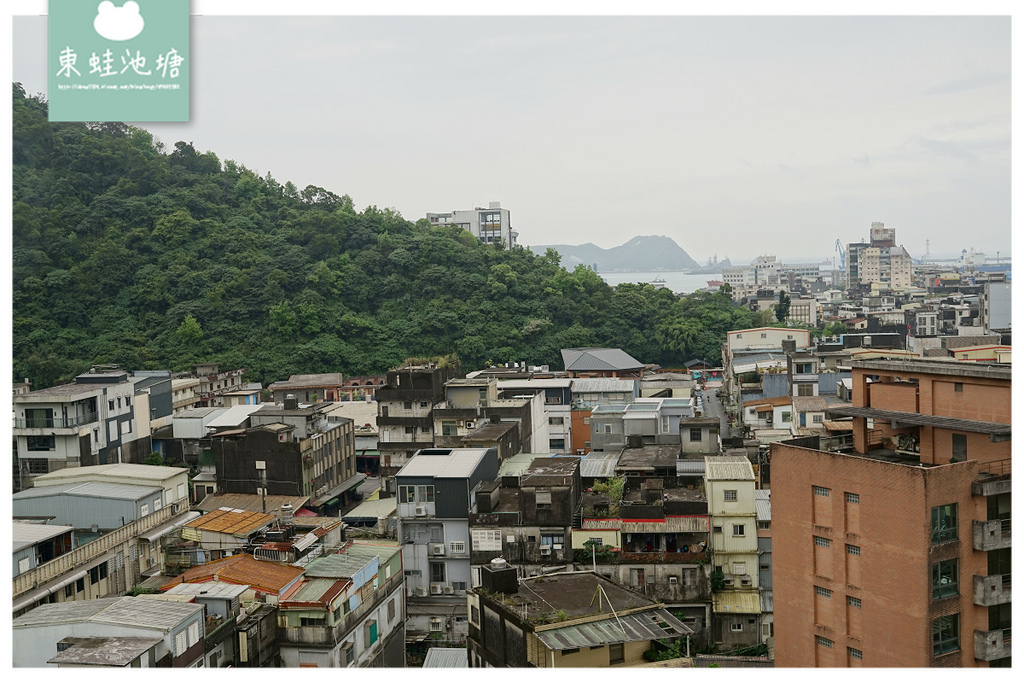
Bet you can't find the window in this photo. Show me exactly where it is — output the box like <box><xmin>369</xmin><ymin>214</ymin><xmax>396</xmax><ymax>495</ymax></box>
<box><xmin>429</xmin><ymin>563</ymin><xmax>445</xmax><ymax>583</ymax></box>
<box><xmin>732</xmin><ymin>524</ymin><xmax>745</xmax><ymax>536</ymax></box>
<box><xmin>813</xmin><ymin>486</ymin><xmax>830</xmax><ymax>497</ymax></box>
<box><xmin>931</xmin><ymin>504</ymin><xmax>958</xmax><ymax>543</ymax></box>
<box><xmin>583</xmin><ymin>417</ymin><xmax>591</xmax><ymax>425</ymax></box>
<box><xmin>812</xmin><ymin>414</ymin><xmax>824</xmax><ymax>423</ymax></box>
<box><xmin>188</xmin><ymin>621</ymin><xmax>200</xmax><ymax>647</ymax></box>
<box><xmin>724</xmin><ymin>489</ymin><xmax>738</xmax><ymax>502</ymax></box>
<box><xmin>951</xmin><ymin>434</ymin><xmax>967</xmax><ymax>463</ymax></box>
<box><xmin>471</xmin><ymin>606</ymin><xmax>480</xmax><ymax>624</ymax></box>
<box><xmin>604</xmin><ymin>424</ymin><xmax>611</xmax><ymax>434</ymax></box>
<box><xmin>541</xmin><ymin>532</ymin><xmax>564</xmax><ymax>547</ymax></box>
<box><xmin>845</xmin><ymin>492</ymin><xmax>859</xmax><ymax>503</ymax></box>
<box><xmin>761</xmin><ymin>333</ymin><xmax>767</xmax><ymax>339</ymax></box>
<box><xmin>442</xmin><ymin>421</ymin><xmax>457</xmax><ymax>436</ymax></box>
<box><xmin>848</xmin><ymin>647</ymin><xmax>863</xmax><ymax>660</ymax></box>
<box><xmin>932</xmin><ymin>559</ymin><xmax>958</xmax><ymax>599</ymax></box>
<box><xmin>954</xmin><ymin>382</ymin><xmax>963</xmax><ymax>392</ymax></box>
<box><xmin>549</xmin><ymin>417</ymin><xmax>564</xmax><ymax>425</ymax></box>
<box><xmin>731</xmin><ymin>622</ymin><xmax>744</xmax><ymax>632</ymax></box>
<box><xmin>548</xmin><ymin>439</ymin><xmax>565</xmax><ymax>450</ymax></box>
<box><xmin>713</xmin><ymin>526</ymin><xmax>723</xmax><ymax>534</ymax></box>
<box><xmin>452</xmin><ymin>581</ymin><xmax>467</xmax><ymax>591</ymax></box>
<box><xmin>109</xmin><ymin>399</ymin><xmax>115</xmax><ymax>411</ymax></box>
<box><xmin>399</xmin><ymin>485</ymin><xmax>435</xmax><ymax>504</ymax></box>
<box><xmin>846</xmin><ymin>544</ymin><xmax>861</xmax><ymax>556</ymax></box>
<box><xmin>781</xmin><ymin>411</ymin><xmax>792</xmax><ymax>423</ymax></box>
<box><xmin>536</xmin><ymin>490</ymin><xmax>552</xmax><ymax>509</ymax></box>
<box><xmin>449</xmin><ymin>541</ymin><xmax>466</xmax><ymax>554</ymax></box>
<box><xmin>847</xmin><ymin>596</ymin><xmax>861</xmax><ymax>608</ymax></box>
<box><xmin>404</xmin><ymin>401</ymin><xmax>412</xmax><ymax>409</ymax></box>
<box><xmin>932</xmin><ymin>614</ymin><xmax>959</xmax><ymax>656</ymax></box>
<box><xmin>732</xmin><ymin>562</ymin><xmax>746</xmax><ymax>575</ymax></box>
<box><xmin>609</xmin><ymin>643</ymin><xmax>624</xmax><ymax>664</ymax></box>
<box><xmin>404</xmin><ymin>426</ymin><xmax>415</xmax><ymax>434</ymax></box>
<box><xmin>798</xmin><ymin>384</ymin><xmax>815</xmax><ymax>396</ymax></box>
<box><xmin>562</xmin><ymin>648</ymin><xmax>580</xmax><ymax>656</ymax></box>
<box><xmin>420</xmin><ymin>401</ymin><xmax>429</xmax><ymax>408</ymax></box>
<box><xmin>816</xmin><ymin>636</ymin><xmax>833</xmax><ymax>648</ymax></box>
<box><xmin>814</xmin><ymin>536</ymin><xmax>830</xmax><ymax>548</ymax></box>
<box><xmin>815</xmin><ymin>586</ymin><xmax>832</xmax><ymax>597</ymax></box>
<box><xmin>689</xmin><ymin>427</ymin><xmax>702</xmax><ymax>442</ymax></box>
<box><xmin>27</xmin><ymin>435</ymin><xmax>56</xmax><ymax>451</ymax></box>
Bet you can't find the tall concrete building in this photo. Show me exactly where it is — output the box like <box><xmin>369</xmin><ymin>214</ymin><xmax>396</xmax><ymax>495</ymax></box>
<box><xmin>772</xmin><ymin>358</ymin><xmax>1011</xmax><ymax>667</ymax></box>
<box><xmin>845</xmin><ymin>222</ymin><xmax>913</xmax><ymax>294</ymax></box>
<box><xmin>426</xmin><ymin>201</ymin><xmax>517</xmax><ymax>248</ymax></box>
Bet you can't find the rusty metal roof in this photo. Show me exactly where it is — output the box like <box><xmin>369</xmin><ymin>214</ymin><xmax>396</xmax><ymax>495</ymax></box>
<box><xmin>162</xmin><ymin>554</ymin><xmax>304</xmax><ymax>594</ymax></box>
<box><xmin>184</xmin><ymin>508</ymin><xmax>275</xmax><ymax>537</ymax></box>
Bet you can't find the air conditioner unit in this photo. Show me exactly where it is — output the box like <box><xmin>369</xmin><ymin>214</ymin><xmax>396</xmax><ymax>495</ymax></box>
<box><xmin>430</xmin><ymin>583</ymin><xmax>443</xmax><ymax>595</ymax></box>
<box><xmin>668</xmin><ymin>576</ymin><xmax>679</xmax><ymax>584</ymax></box>
<box><xmin>443</xmin><ymin>585</ymin><xmax>455</xmax><ymax>595</ymax></box>
<box><xmin>540</xmin><ymin>547</ymin><xmax>551</xmax><ymax>556</ymax></box>
<box><xmin>552</xmin><ymin>544</ymin><xmax>562</xmax><ymax>550</ymax></box>
<box><xmin>414</xmin><ymin>506</ymin><xmax>427</xmax><ymax>516</ymax></box>
<box><xmin>416</xmin><ymin>586</ymin><xmax>428</xmax><ymax>597</ymax></box>
<box><xmin>431</xmin><ymin>543</ymin><xmax>446</xmax><ymax>555</ymax></box>
<box><xmin>466</xmin><ymin>421</ymin><xmax>476</xmax><ymax>429</ymax></box>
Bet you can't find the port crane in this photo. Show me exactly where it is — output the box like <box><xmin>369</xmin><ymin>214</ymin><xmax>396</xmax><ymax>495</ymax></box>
<box><xmin>834</xmin><ymin>239</ymin><xmax>846</xmax><ymax>271</ymax></box>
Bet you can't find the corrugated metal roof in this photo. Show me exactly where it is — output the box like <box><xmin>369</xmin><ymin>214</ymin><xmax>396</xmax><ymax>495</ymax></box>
<box><xmin>754</xmin><ymin>490</ymin><xmax>771</xmax><ymax>522</ymax></box>
<box><xmin>343</xmin><ymin>497</ymin><xmax>397</xmax><ymax>520</ymax></box>
<box><xmin>536</xmin><ymin>608</ymin><xmax>692</xmax><ymax>650</ymax></box>
<box><xmin>676</xmin><ymin>460</ymin><xmax>706</xmax><ymax>475</ymax></box>
<box><xmin>195</xmin><ymin>492</ymin><xmax>310</xmax><ymax>514</ymax></box>
<box><xmin>15</xmin><ymin>596</ymin><xmax>203</xmax><ymax>631</ymax></box>
<box><xmin>30</xmin><ymin>463</ymin><xmax>187</xmax><ymax>485</ymax></box>
<box><xmin>498</xmin><ymin>378</ymin><xmax>573</xmax><ymax>389</ymax></box>
<box><xmin>704</xmin><ymin>458</ymin><xmax>755</xmax><ymax>481</ymax></box>
<box><xmin>206</xmin><ymin>404</ymin><xmax>262</xmax><ymax>427</ymax></box>
<box><xmin>280</xmin><ymin>577</ymin><xmax>349</xmax><ymax>606</ymax></box>
<box><xmin>13</xmin><ymin>597</ymin><xmax>121</xmax><ymax>627</ymax></box>
<box><xmin>571</xmin><ymin>378</ymin><xmax>638</xmax><ymax>393</ymax></box>
<box><xmin>163</xmin><ymin>554</ymin><xmax>304</xmax><ymax>594</ymax></box>
<box><xmin>713</xmin><ymin>591</ymin><xmax>762</xmax><ymax>614</ymax></box>
<box><xmin>304</xmin><ymin>541</ymin><xmax>399</xmax><ymax>579</ymax></box>
<box><xmin>164</xmin><ymin>581</ymin><xmax>249</xmax><ymax>600</ymax></box>
<box><xmin>423</xmin><ymin>648</ymin><xmax>469</xmax><ymax>667</ymax></box>
<box><xmin>12</xmin><ymin>521</ymin><xmax>73</xmax><ymax>551</ymax></box>
<box><xmin>580</xmin><ymin>451</ymin><xmax>620</xmax><ymax>479</ymax></box>
<box><xmin>185</xmin><ymin>508</ymin><xmax>275</xmax><ymax>537</ymax></box>
<box><xmin>15</xmin><ymin>481</ymin><xmax>162</xmax><ymax>501</ymax></box>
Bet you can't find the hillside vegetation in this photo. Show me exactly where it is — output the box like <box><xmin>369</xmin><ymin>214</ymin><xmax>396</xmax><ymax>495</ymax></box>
<box><xmin>12</xmin><ymin>83</ymin><xmax>761</xmax><ymax>388</ymax></box>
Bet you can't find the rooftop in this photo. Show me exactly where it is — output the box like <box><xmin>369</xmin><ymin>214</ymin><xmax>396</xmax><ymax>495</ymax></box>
<box><xmin>500</xmin><ymin>571</ymin><xmax>654</xmax><ymax>618</ymax></box>
<box><xmin>616</xmin><ymin>445</ymin><xmax>680</xmax><ymax>471</ymax></box>
<box><xmin>498</xmin><ymin>452</ymin><xmax>554</xmax><ymax>477</ymax></box>
<box><xmin>851</xmin><ymin>357</ymin><xmax>1011</xmax><ymax>381</ymax></box>
<box><xmin>14</xmin><ymin>480</ymin><xmax>162</xmax><ymax>502</ymax></box>
<box><xmin>396</xmin><ymin>448</ymin><xmax>492</xmax><ymax>479</ymax></box>
<box><xmin>562</xmin><ymin>348</ymin><xmax>644</xmax><ymax>372</ymax></box>
<box><xmin>304</xmin><ymin>540</ymin><xmax>401</xmax><ymax>579</ymax></box>
<box><xmin>579</xmin><ymin>451</ymin><xmax>621</xmax><ymax>479</ymax></box>
<box><xmin>184</xmin><ymin>508</ymin><xmax>276</xmax><ymax>537</ymax></box>
<box><xmin>163</xmin><ymin>580</ymin><xmax>250</xmax><ymax>600</ymax></box>
<box><xmin>704</xmin><ymin>457</ymin><xmax>755</xmax><ymax>481</ymax></box>
<box><xmin>162</xmin><ymin>554</ymin><xmax>304</xmax><ymax>594</ymax></box>
<box><xmin>46</xmin><ymin>636</ymin><xmax>163</xmax><ymax>666</ymax></box>
<box><xmin>13</xmin><ymin>596</ymin><xmax>203</xmax><ymax>631</ymax></box>
<box><xmin>269</xmin><ymin>373</ymin><xmax>345</xmax><ymax>388</ymax></box>
<box><xmin>30</xmin><ymin>463</ymin><xmax>188</xmax><ymax>486</ymax></box>
<box><xmin>12</xmin><ymin>521</ymin><xmax>74</xmax><ymax>552</ymax></box>
<box><xmin>572</xmin><ymin>378</ymin><xmax>638</xmax><ymax>393</ymax></box>
<box><xmin>194</xmin><ymin>492</ymin><xmax>310</xmax><ymax>515</ymax></box>
<box><xmin>422</xmin><ymin>648</ymin><xmax>469</xmax><ymax>668</ymax></box>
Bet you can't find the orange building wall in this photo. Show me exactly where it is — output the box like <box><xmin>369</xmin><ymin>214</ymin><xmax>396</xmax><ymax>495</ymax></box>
<box><xmin>867</xmin><ymin>382</ymin><xmax>918</xmax><ymax>412</ymax></box>
<box><xmin>772</xmin><ymin>445</ymin><xmax>989</xmax><ymax>668</ymax></box>
<box><xmin>571</xmin><ymin>409</ymin><xmax>592</xmax><ymax>455</ymax></box>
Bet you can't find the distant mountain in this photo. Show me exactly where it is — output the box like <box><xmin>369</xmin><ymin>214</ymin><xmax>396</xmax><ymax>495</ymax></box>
<box><xmin>529</xmin><ymin>235</ymin><xmax>701</xmax><ymax>272</ymax></box>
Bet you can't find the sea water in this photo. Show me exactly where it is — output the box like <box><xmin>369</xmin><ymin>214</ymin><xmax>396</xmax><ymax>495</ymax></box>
<box><xmin>597</xmin><ymin>271</ymin><xmax>724</xmax><ymax>295</ymax></box>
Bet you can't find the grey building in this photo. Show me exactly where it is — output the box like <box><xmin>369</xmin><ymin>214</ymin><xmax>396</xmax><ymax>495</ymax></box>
<box><xmin>397</xmin><ymin>447</ymin><xmax>499</xmax><ymax>644</ymax></box>
<box><xmin>426</xmin><ymin>201</ymin><xmax>517</xmax><ymax>248</ymax></box>
<box><xmin>13</xmin><ymin>481</ymin><xmax>165</xmax><ymax>530</ymax></box>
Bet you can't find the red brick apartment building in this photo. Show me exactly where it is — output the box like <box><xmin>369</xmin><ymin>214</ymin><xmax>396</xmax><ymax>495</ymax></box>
<box><xmin>772</xmin><ymin>359</ymin><xmax>1011</xmax><ymax>667</ymax></box>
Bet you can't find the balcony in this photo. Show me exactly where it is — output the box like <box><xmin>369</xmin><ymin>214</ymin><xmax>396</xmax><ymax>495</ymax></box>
<box><xmin>277</xmin><ymin>573</ymin><xmax>403</xmax><ymax>647</ymax></box>
<box><xmin>973</xmin><ymin>574</ymin><xmax>1011</xmax><ymax>607</ymax></box>
<box><xmin>973</xmin><ymin>518</ymin><xmax>1011</xmax><ymax>552</ymax></box>
<box><xmin>619</xmin><ymin>550</ymin><xmax>711</xmax><ymax>564</ymax></box>
<box><xmin>13</xmin><ymin>413</ymin><xmax>99</xmax><ymax>430</ymax></box>
<box><xmin>973</xmin><ymin>628</ymin><xmax>1011</xmax><ymax>662</ymax></box>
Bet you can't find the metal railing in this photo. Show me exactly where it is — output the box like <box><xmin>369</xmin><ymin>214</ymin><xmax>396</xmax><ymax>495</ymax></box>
<box><xmin>13</xmin><ymin>413</ymin><xmax>99</xmax><ymax>429</ymax></box>
<box><xmin>277</xmin><ymin>572</ymin><xmax>404</xmax><ymax>646</ymax></box>
<box><xmin>12</xmin><ymin>498</ymin><xmax>190</xmax><ymax>597</ymax></box>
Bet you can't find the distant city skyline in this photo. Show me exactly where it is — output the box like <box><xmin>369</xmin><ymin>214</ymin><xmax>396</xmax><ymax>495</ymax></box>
<box><xmin>10</xmin><ymin>9</ymin><xmax>1011</xmax><ymax>262</ymax></box>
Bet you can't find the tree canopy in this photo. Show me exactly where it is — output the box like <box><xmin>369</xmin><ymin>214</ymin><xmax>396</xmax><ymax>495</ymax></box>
<box><xmin>12</xmin><ymin>84</ymin><xmax>760</xmax><ymax>388</ymax></box>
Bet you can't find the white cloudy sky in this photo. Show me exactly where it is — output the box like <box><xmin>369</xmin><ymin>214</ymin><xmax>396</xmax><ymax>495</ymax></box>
<box><xmin>8</xmin><ymin>3</ymin><xmax>1014</xmax><ymax>263</ymax></box>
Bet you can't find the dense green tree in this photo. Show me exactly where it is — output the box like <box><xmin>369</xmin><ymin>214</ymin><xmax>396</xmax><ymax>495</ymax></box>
<box><xmin>12</xmin><ymin>83</ymin><xmax>762</xmax><ymax>387</ymax></box>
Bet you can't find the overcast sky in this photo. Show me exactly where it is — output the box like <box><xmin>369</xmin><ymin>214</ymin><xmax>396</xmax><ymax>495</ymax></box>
<box><xmin>10</xmin><ymin>8</ymin><xmax>1012</xmax><ymax>264</ymax></box>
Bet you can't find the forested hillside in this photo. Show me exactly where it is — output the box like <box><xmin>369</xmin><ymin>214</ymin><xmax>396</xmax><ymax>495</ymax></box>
<box><xmin>12</xmin><ymin>84</ymin><xmax>761</xmax><ymax>388</ymax></box>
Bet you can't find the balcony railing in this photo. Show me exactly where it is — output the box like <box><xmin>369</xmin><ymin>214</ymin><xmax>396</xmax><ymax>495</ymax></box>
<box><xmin>617</xmin><ymin>550</ymin><xmax>712</xmax><ymax>564</ymax></box>
<box><xmin>13</xmin><ymin>413</ymin><xmax>99</xmax><ymax>429</ymax></box>
<box><xmin>277</xmin><ymin>572</ymin><xmax>404</xmax><ymax>647</ymax></box>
